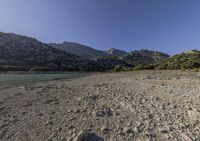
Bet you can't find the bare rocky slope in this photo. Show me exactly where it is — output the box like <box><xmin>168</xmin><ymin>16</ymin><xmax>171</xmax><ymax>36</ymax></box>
<box><xmin>0</xmin><ymin>71</ymin><xmax>199</xmax><ymax>141</ymax></box>
<box><xmin>49</xmin><ymin>42</ymin><xmax>108</xmax><ymax>59</ymax></box>
<box><xmin>49</xmin><ymin>42</ymin><xmax>169</xmax><ymax>66</ymax></box>
<box><xmin>104</xmin><ymin>48</ymin><xmax>127</xmax><ymax>56</ymax></box>
<box><xmin>121</xmin><ymin>49</ymin><xmax>170</xmax><ymax>65</ymax></box>
<box><xmin>0</xmin><ymin>32</ymin><xmax>82</xmax><ymax>70</ymax></box>
<box><xmin>49</xmin><ymin>42</ymin><xmax>128</xmax><ymax>59</ymax></box>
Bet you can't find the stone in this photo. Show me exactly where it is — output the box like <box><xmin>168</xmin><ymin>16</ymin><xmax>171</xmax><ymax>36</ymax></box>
<box><xmin>73</xmin><ymin>130</ymin><xmax>104</xmax><ymax>141</ymax></box>
<box><xmin>180</xmin><ymin>133</ymin><xmax>193</xmax><ymax>141</ymax></box>
<box><xmin>75</xmin><ymin>109</ymin><xmax>81</xmax><ymax>113</ymax></box>
<box><xmin>188</xmin><ymin>109</ymin><xmax>200</xmax><ymax>121</ymax></box>
<box><xmin>45</xmin><ymin>120</ymin><xmax>53</xmax><ymax>125</ymax></box>
<box><xmin>73</xmin><ymin>130</ymin><xmax>88</xmax><ymax>141</ymax></box>
<box><xmin>101</xmin><ymin>126</ymin><xmax>109</xmax><ymax>134</ymax></box>
<box><xmin>93</xmin><ymin>110</ymin><xmax>105</xmax><ymax>117</ymax></box>
<box><xmin>123</xmin><ymin>127</ymin><xmax>133</xmax><ymax>134</ymax></box>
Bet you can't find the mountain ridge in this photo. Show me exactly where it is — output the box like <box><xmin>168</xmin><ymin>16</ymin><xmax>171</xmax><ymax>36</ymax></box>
<box><xmin>49</xmin><ymin>42</ymin><xmax>108</xmax><ymax>59</ymax></box>
<box><xmin>0</xmin><ymin>32</ymin><xmax>83</xmax><ymax>71</ymax></box>
<box><xmin>104</xmin><ymin>48</ymin><xmax>127</xmax><ymax>56</ymax></box>
<box><xmin>3</xmin><ymin>31</ymin><xmax>199</xmax><ymax>71</ymax></box>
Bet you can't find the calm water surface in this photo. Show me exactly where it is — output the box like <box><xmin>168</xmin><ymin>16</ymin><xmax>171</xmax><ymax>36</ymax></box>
<box><xmin>0</xmin><ymin>72</ymin><xmax>90</xmax><ymax>85</ymax></box>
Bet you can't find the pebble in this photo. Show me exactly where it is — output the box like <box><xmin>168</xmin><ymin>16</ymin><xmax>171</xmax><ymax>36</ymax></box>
<box><xmin>101</xmin><ymin>126</ymin><xmax>109</xmax><ymax>134</ymax></box>
<box><xmin>123</xmin><ymin>127</ymin><xmax>133</xmax><ymax>134</ymax></box>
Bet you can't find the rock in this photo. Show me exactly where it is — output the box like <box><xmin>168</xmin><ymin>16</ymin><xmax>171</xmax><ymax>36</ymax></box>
<box><xmin>93</xmin><ymin>107</ymin><xmax>113</xmax><ymax>117</ymax></box>
<box><xmin>0</xmin><ymin>130</ymin><xmax>4</xmax><ymax>138</ymax></box>
<box><xmin>133</xmin><ymin>127</ymin><xmax>139</xmax><ymax>133</ymax></box>
<box><xmin>188</xmin><ymin>108</ymin><xmax>200</xmax><ymax>121</ymax></box>
<box><xmin>104</xmin><ymin>108</ymin><xmax>113</xmax><ymax>116</ymax></box>
<box><xmin>68</xmin><ymin>125</ymin><xmax>74</xmax><ymax>129</ymax></box>
<box><xmin>127</xmin><ymin>121</ymin><xmax>132</xmax><ymax>127</ymax></box>
<box><xmin>45</xmin><ymin>120</ymin><xmax>53</xmax><ymax>125</ymax></box>
<box><xmin>88</xmin><ymin>95</ymin><xmax>98</xmax><ymax>101</ymax></box>
<box><xmin>145</xmin><ymin>130</ymin><xmax>156</xmax><ymax>138</ymax></box>
<box><xmin>56</xmin><ymin>127</ymin><xmax>62</xmax><ymax>131</ymax></box>
<box><xmin>180</xmin><ymin>133</ymin><xmax>194</xmax><ymax>141</ymax></box>
<box><xmin>123</xmin><ymin>127</ymin><xmax>133</xmax><ymax>134</ymax></box>
<box><xmin>101</xmin><ymin>126</ymin><xmax>109</xmax><ymax>134</ymax></box>
<box><xmin>77</xmin><ymin>97</ymin><xmax>82</xmax><ymax>101</ymax></box>
<box><xmin>93</xmin><ymin>110</ymin><xmax>105</xmax><ymax>117</ymax></box>
<box><xmin>38</xmin><ymin>113</ymin><xmax>44</xmax><ymax>116</ymax></box>
<box><xmin>22</xmin><ymin>102</ymin><xmax>32</xmax><ymax>107</ymax></box>
<box><xmin>75</xmin><ymin>109</ymin><xmax>81</xmax><ymax>113</ymax></box>
<box><xmin>44</xmin><ymin>99</ymin><xmax>55</xmax><ymax>104</ymax></box>
<box><xmin>73</xmin><ymin>130</ymin><xmax>104</xmax><ymax>141</ymax></box>
<box><xmin>67</xmin><ymin>137</ymin><xmax>73</xmax><ymax>141</ymax></box>
<box><xmin>0</xmin><ymin>106</ymin><xmax>5</xmax><ymax>111</ymax></box>
<box><xmin>136</xmin><ymin>121</ymin><xmax>142</xmax><ymax>127</ymax></box>
<box><xmin>67</xmin><ymin>110</ymin><xmax>73</xmax><ymax>113</ymax></box>
<box><xmin>73</xmin><ymin>130</ymin><xmax>88</xmax><ymax>141</ymax></box>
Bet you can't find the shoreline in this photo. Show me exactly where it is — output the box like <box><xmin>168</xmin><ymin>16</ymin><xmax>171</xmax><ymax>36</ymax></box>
<box><xmin>0</xmin><ymin>72</ymin><xmax>98</xmax><ymax>86</ymax></box>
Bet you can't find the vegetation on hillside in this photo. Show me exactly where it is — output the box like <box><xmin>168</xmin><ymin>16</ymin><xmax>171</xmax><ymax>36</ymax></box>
<box><xmin>156</xmin><ymin>50</ymin><xmax>200</xmax><ymax>70</ymax></box>
<box><xmin>110</xmin><ymin>50</ymin><xmax>200</xmax><ymax>72</ymax></box>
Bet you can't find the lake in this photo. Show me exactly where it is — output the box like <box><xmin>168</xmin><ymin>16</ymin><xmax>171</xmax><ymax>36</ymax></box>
<box><xmin>0</xmin><ymin>72</ymin><xmax>91</xmax><ymax>85</ymax></box>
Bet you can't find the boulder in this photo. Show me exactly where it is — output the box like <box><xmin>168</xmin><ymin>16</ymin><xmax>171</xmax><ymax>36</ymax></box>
<box><xmin>73</xmin><ymin>130</ymin><xmax>104</xmax><ymax>141</ymax></box>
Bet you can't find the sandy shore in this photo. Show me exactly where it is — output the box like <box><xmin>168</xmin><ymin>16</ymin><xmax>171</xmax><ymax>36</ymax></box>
<box><xmin>0</xmin><ymin>71</ymin><xmax>200</xmax><ymax>141</ymax></box>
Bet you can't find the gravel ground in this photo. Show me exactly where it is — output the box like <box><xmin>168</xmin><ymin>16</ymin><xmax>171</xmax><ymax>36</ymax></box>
<box><xmin>0</xmin><ymin>70</ymin><xmax>200</xmax><ymax>141</ymax></box>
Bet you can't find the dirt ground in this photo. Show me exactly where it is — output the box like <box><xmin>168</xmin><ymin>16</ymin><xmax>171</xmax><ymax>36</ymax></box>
<box><xmin>0</xmin><ymin>70</ymin><xmax>200</xmax><ymax>141</ymax></box>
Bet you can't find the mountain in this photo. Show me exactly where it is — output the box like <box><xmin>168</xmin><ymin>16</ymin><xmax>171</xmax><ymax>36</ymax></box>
<box><xmin>49</xmin><ymin>42</ymin><xmax>108</xmax><ymax>59</ymax></box>
<box><xmin>0</xmin><ymin>32</ymin><xmax>172</xmax><ymax>71</ymax></box>
<box><xmin>49</xmin><ymin>42</ymin><xmax>129</xmax><ymax>58</ymax></box>
<box><xmin>104</xmin><ymin>48</ymin><xmax>127</xmax><ymax>56</ymax></box>
<box><xmin>157</xmin><ymin>50</ymin><xmax>200</xmax><ymax>70</ymax></box>
<box><xmin>91</xmin><ymin>49</ymin><xmax>170</xmax><ymax>71</ymax></box>
<box><xmin>118</xmin><ymin>49</ymin><xmax>169</xmax><ymax>66</ymax></box>
<box><xmin>98</xmin><ymin>49</ymin><xmax>170</xmax><ymax>65</ymax></box>
<box><xmin>0</xmin><ymin>32</ymin><xmax>82</xmax><ymax>71</ymax></box>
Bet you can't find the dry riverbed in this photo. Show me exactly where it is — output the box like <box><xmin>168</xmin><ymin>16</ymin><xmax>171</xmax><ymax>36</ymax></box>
<box><xmin>0</xmin><ymin>71</ymin><xmax>200</xmax><ymax>141</ymax></box>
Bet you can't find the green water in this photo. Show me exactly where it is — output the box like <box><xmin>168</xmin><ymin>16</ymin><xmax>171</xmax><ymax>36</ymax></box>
<box><xmin>0</xmin><ymin>72</ymin><xmax>89</xmax><ymax>85</ymax></box>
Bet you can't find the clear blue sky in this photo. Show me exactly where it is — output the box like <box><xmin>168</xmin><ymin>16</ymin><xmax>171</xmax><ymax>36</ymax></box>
<box><xmin>0</xmin><ymin>0</ymin><xmax>200</xmax><ymax>55</ymax></box>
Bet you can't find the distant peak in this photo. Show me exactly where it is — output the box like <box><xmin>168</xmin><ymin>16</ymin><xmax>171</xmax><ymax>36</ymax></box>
<box><xmin>137</xmin><ymin>49</ymin><xmax>153</xmax><ymax>52</ymax></box>
<box><xmin>184</xmin><ymin>50</ymin><xmax>199</xmax><ymax>54</ymax></box>
<box><xmin>105</xmin><ymin>48</ymin><xmax>127</xmax><ymax>56</ymax></box>
<box><xmin>108</xmin><ymin>48</ymin><xmax>116</xmax><ymax>51</ymax></box>
<box><xmin>62</xmin><ymin>41</ymin><xmax>84</xmax><ymax>46</ymax></box>
<box><xmin>62</xmin><ymin>41</ymin><xmax>70</xmax><ymax>44</ymax></box>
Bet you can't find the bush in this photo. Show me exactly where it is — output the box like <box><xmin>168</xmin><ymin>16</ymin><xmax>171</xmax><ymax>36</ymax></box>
<box><xmin>113</xmin><ymin>65</ymin><xmax>124</xmax><ymax>72</ymax></box>
<box><xmin>156</xmin><ymin>51</ymin><xmax>200</xmax><ymax>70</ymax></box>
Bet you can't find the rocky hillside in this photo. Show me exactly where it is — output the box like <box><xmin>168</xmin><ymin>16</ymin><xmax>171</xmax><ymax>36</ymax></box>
<box><xmin>0</xmin><ymin>32</ymin><xmax>171</xmax><ymax>71</ymax></box>
<box><xmin>49</xmin><ymin>42</ymin><xmax>108</xmax><ymax>59</ymax></box>
<box><xmin>90</xmin><ymin>57</ymin><xmax>132</xmax><ymax>71</ymax></box>
<box><xmin>0</xmin><ymin>32</ymin><xmax>82</xmax><ymax>71</ymax></box>
<box><xmin>48</xmin><ymin>42</ymin><xmax>171</xmax><ymax>71</ymax></box>
<box><xmin>94</xmin><ymin>49</ymin><xmax>170</xmax><ymax>70</ymax></box>
<box><xmin>121</xmin><ymin>49</ymin><xmax>170</xmax><ymax>65</ymax></box>
<box><xmin>49</xmin><ymin>42</ymin><xmax>129</xmax><ymax>59</ymax></box>
<box><xmin>104</xmin><ymin>48</ymin><xmax>127</xmax><ymax>56</ymax></box>
<box><xmin>157</xmin><ymin>50</ymin><xmax>200</xmax><ymax>69</ymax></box>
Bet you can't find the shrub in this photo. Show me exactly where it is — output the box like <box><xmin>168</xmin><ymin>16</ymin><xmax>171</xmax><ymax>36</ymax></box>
<box><xmin>113</xmin><ymin>65</ymin><xmax>124</xmax><ymax>72</ymax></box>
